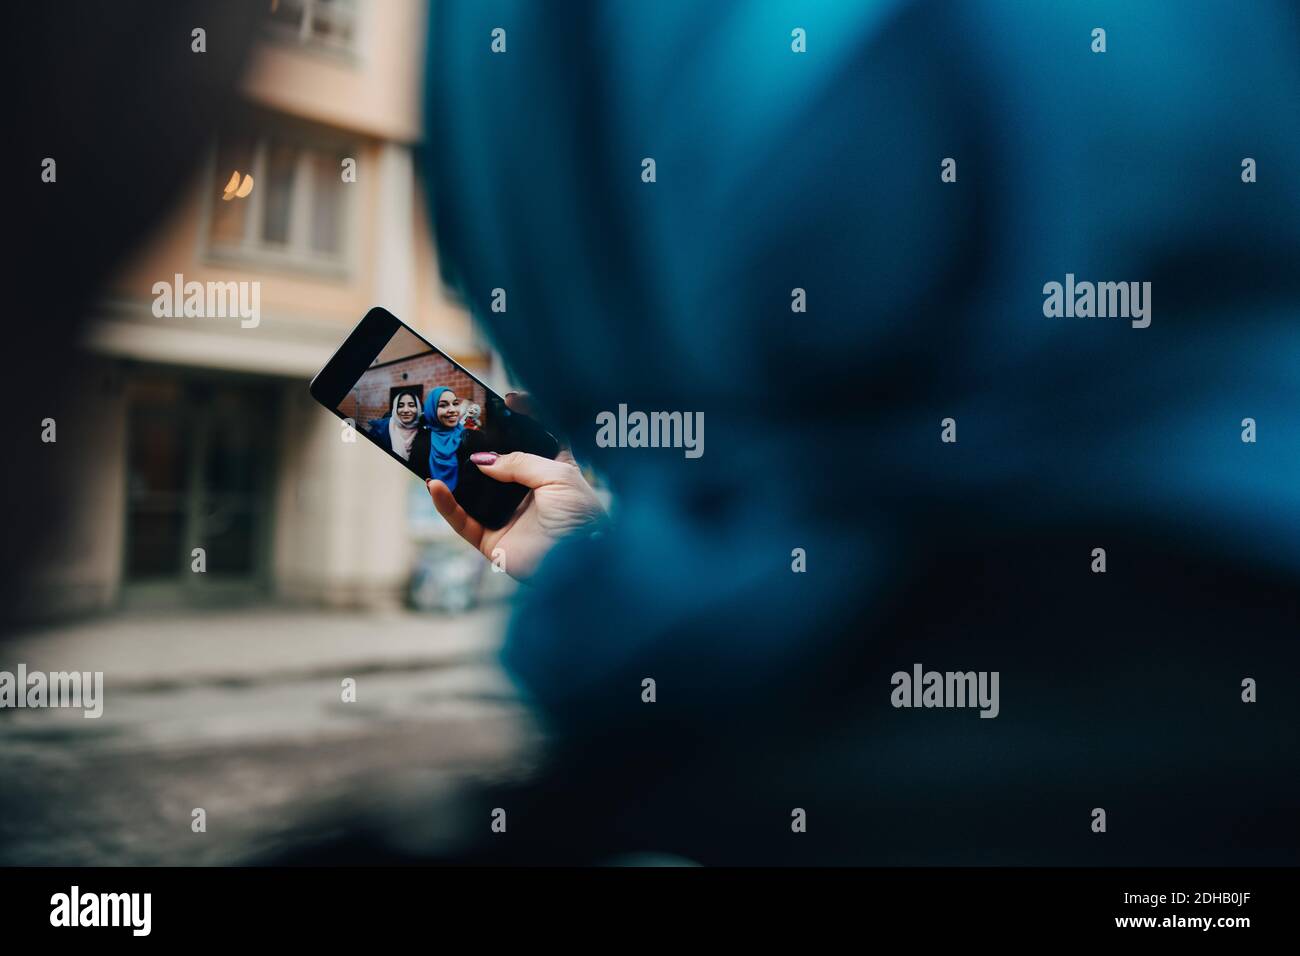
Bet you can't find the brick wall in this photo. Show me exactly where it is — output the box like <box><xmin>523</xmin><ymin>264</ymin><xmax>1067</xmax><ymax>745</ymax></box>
<box><xmin>341</xmin><ymin>350</ymin><xmax>487</xmax><ymax>428</ymax></box>
<box><xmin>338</xmin><ymin>393</ymin><xmax>359</xmax><ymax>421</ymax></box>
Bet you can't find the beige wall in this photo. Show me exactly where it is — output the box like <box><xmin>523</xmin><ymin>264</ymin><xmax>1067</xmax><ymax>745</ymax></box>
<box><xmin>411</xmin><ymin>180</ymin><xmax>487</xmax><ymax>361</ymax></box>
<box><xmin>273</xmin><ymin>384</ymin><xmax>413</xmax><ymax>609</ymax></box>
<box><xmin>244</xmin><ymin>0</ymin><xmax>429</xmax><ymax>145</ymax></box>
<box><xmin>21</xmin><ymin>364</ymin><xmax>128</xmax><ymax>619</ymax></box>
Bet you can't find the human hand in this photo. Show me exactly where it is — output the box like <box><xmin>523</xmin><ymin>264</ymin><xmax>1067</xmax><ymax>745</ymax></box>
<box><xmin>425</xmin><ymin>392</ymin><xmax>605</xmax><ymax>581</ymax></box>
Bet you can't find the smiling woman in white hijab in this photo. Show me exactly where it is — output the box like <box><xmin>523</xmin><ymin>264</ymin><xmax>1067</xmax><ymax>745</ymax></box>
<box><xmin>367</xmin><ymin>389</ymin><xmax>422</xmax><ymax>461</ymax></box>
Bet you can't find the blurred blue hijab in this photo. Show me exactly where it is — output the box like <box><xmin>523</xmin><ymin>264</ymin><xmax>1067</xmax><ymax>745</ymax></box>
<box><xmin>423</xmin><ymin>385</ymin><xmax>464</xmax><ymax>491</ymax></box>
<box><xmin>423</xmin><ymin>0</ymin><xmax>1300</xmax><ymax>728</ymax></box>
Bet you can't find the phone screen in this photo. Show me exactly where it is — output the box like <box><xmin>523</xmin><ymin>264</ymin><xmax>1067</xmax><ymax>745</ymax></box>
<box><xmin>310</xmin><ymin>307</ymin><xmax>559</xmax><ymax>529</ymax></box>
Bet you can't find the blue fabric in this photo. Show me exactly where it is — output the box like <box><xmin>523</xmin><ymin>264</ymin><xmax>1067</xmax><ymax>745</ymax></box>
<box><xmin>423</xmin><ymin>385</ymin><xmax>465</xmax><ymax>491</ymax></box>
<box><xmin>422</xmin><ymin>0</ymin><xmax>1300</xmax><ymax>731</ymax></box>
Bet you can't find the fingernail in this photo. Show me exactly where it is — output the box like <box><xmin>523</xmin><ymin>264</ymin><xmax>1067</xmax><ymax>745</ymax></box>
<box><xmin>505</xmin><ymin>391</ymin><xmax>518</xmax><ymax>401</ymax></box>
<box><xmin>470</xmin><ymin>452</ymin><xmax>499</xmax><ymax>465</ymax></box>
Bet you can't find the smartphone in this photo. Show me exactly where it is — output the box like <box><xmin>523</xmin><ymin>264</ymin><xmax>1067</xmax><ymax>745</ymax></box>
<box><xmin>309</xmin><ymin>306</ymin><xmax>560</xmax><ymax>529</ymax></box>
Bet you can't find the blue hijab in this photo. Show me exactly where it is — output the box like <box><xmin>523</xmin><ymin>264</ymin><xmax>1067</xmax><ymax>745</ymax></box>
<box><xmin>423</xmin><ymin>386</ymin><xmax>464</xmax><ymax>491</ymax></box>
<box><xmin>425</xmin><ymin>0</ymin><xmax>1300</xmax><ymax>725</ymax></box>
<box><xmin>413</xmin><ymin>0</ymin><xmax>1300</xmax><ymax>866</ymax></box>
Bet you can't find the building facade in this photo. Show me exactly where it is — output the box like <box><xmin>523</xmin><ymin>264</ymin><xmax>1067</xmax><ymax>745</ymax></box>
<box><xmin>36</xmin><ymin>0</ymin><xmax>495</xmax><ymax>617</ymax></box>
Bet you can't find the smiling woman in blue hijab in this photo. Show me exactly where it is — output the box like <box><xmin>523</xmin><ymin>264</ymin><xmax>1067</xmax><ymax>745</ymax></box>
<box><xmin>413</xmin><ymin>386</ymin><xmax>464</xmax><ymax>490</ymax></box>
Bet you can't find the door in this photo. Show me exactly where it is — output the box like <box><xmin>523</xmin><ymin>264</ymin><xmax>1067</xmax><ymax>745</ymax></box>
<box><xmin>124</xmin><ymin>371</ymin><xmax>276</xmax><ymax>605</ymax></box>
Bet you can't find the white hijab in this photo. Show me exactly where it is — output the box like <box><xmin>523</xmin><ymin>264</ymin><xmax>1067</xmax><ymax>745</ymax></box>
<box><xmin>388</xmin><ymin>392</ymin><xmax>420</xmax><ymax>460</ymax></box>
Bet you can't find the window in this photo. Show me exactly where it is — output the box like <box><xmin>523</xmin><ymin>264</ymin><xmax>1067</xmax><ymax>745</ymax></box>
<box><xmin>266</xmin><ymin>0</ymin><xmax>358</xmax><ymax>55</ymax></box>
<box><xmin>204</xmin><ymin>127</ymin><xmax>355</xmax><ymax>275</ymax></box>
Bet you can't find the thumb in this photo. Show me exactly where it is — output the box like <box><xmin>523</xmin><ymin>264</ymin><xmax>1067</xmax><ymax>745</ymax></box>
<box><xmin>471</xmin><ymin>450</ymin><xmax>574</xmax><ymax>489</ymax></box>
<box><xmin>425</xmin><ymin>478</ymin><xmax>459</xmax><ymax>520</ymax></box>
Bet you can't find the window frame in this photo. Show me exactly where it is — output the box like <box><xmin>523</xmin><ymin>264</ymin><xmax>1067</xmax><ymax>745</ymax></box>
<box><xmin>198</xmin><ymin>120</ymin><xmax>361</xmax><ymax>281</ymax></box>
<box><xmin>262</xmin><ymin>0</ymin><xmax>362</xmax><ymax>63</ymax></box>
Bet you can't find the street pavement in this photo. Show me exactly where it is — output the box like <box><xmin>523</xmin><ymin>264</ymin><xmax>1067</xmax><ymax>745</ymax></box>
<box><xmin>0</xmin><ymin>606</ymin><xmax>541</xmax><ymax>865</ymax></box>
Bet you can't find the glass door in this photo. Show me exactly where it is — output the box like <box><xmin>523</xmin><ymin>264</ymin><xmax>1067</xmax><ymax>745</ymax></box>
<box><xmin>124</xmin><ymin>371</ymin><xmax>276</xmax><ymax>605</ymax></box>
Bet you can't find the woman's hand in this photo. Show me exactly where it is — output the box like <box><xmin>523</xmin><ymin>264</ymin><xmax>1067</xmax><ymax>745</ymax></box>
<box><xmin>425</xmin><ymin>393</ymin><xmax>605</xmax><ymax>581</ymax></box>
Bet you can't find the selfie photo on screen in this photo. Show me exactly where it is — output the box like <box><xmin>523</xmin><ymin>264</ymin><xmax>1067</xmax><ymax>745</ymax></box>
<box><xmin>331</xmin><ymin>321</ymin><xmax>559</xmax><ymax>529</ymax></box>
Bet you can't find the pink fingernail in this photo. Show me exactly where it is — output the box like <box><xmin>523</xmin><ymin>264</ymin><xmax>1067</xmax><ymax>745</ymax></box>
<box><xmin>470</xmin><ymin>452</ymin><xmax>499</xmax><ymax>465</ymax></box>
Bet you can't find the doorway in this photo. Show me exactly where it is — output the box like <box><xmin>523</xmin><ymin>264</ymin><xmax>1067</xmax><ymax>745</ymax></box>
<box><xmin>123</xmin><ymin>370</ymin><xmax>277</xmax><ymax>605</ymax></box>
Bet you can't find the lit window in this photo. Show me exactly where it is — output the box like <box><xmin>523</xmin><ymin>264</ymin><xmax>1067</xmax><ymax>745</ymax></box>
<box><xmin>205</xmin><ymin>127</ymin><xmax>354</xmax><ymax>274</ymax></box>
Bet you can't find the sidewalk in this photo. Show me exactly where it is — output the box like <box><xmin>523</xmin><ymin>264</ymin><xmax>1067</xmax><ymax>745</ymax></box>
<box><xmin>0</xmin><ymin>605</ymin><xmax>539</xmax><ymax>865</ymax></box>
<box><xmin>1</xmin><ymin>604</ymin><xmax>509</xmax><ymax>689</ymax></box>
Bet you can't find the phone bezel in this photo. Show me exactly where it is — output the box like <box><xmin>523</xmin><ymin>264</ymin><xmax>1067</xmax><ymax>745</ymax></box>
<box><xmin>309</xmin><ymin>306</ymin><xmax>408</xmax><ymax>411</ymax></box>
<box><xmin>310</xmin><ymin>306</ymin><xmax>513</xmax><ymax>426</ymax></box>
